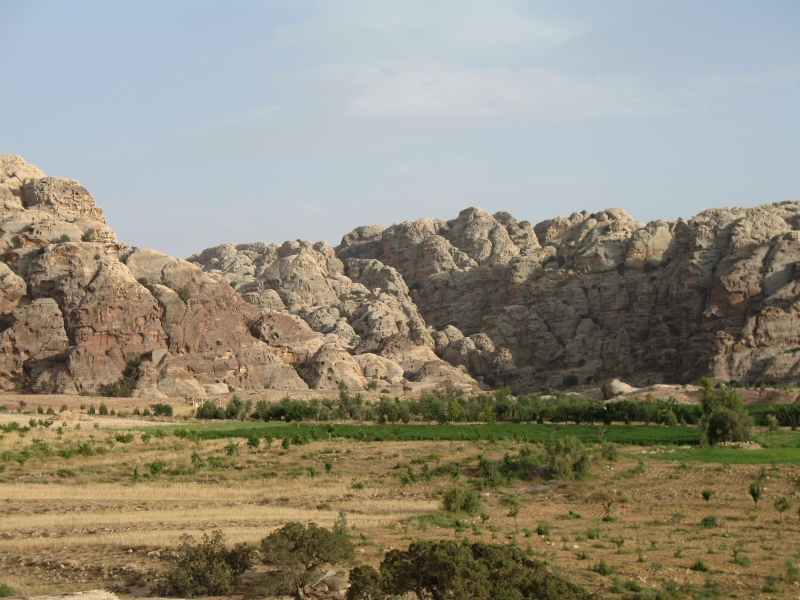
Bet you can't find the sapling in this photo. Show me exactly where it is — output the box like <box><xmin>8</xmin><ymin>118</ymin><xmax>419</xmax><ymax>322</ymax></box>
<box><xmin>749</xmin><ymin>483</ymin><xmax>761</xmax><ymax>506</ymax></box>
<box><xmin>774</xmin><ymin>497</ymin><xmax>791</xmax><ymax>523</ymax></box>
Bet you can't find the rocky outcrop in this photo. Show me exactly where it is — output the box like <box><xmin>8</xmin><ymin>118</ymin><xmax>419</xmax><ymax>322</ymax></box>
<box><xmin>335</xmin><ymin>203</ymin><xmax>800</xmax><ymax>390</ymax></box>
<box><xmin>0</xmin><ymin>155</ymin><xmax>311</xmax><ymax>396</ymax></box>
<box><xmin>2</xmin><ymin>153</ymin><xmax>798</xmax><ymax>395</ymax></box>
<box><xmin>190</xmin><ymin>235</ymin><xmax>479</xmax><ymax>392</ymax></box>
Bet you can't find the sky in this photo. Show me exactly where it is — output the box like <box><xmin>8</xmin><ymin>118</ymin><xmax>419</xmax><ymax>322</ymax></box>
<box><xmin>1</xmin><ymin>0</ymin><xmax>799</xmax><ymax>259</ymax></box>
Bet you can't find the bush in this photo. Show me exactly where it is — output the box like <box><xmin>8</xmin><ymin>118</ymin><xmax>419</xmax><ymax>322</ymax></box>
<box><xmin>154</xmin><ymin>530</ymin><xmax>253</xmax><ymax>597</ymax></box>
<box><xmin>261</xmin><ymin>522</ymin><xmax>354</xmax><ymax>599</ymax></box>
<box><xmin>600</xmin><ymin>441</ymin><xmax>619</xmax><ymax>462</ymax></box>
<box><xmin>442</xmin><ymin>486</ymin><xmax>481</xmax><ymax>515</ymax></box>
<box><xmin>700</xmin><ymin>515</ymin><xmax>718</xmax><ymax>528</ymax></box>
<box><xmin>766</xmin><ymin>414</ymin><xmax>779</xmax><ymax>431</ymax></box>
<box><xmin>151</xmin><ymin>403</ymin><xmax>173</xmax><ymax>417</ymax></box>
<box><xmin>544</xmin><ymin>436</ymin><xmax>590</xmax><ymax>480</ymax></box>
<box><xmin>348</xmin><ymin>541</ymin><xmax>590</xmax><ymax>600</ymax></box>
<box><xmin>0</xmin><ymin>583</ymin><xmax>16</xmax><ymax>598</ymax></box>
<box><xmin>98</xmin><ymin>403</ymin><xmax>109</xmax><ymax>416</ymax></box>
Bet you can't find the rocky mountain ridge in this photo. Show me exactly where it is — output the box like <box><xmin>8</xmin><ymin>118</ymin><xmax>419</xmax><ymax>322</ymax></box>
<box><xmin>1</xmin><ymin>154</ymin><xmax>798</xmax><ymax>397</ymax></box>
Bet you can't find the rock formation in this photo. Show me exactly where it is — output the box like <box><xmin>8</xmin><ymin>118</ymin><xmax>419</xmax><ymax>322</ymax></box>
<box><xmin>193</xmin><ymin>201</ymin><xmax>800</xmax><ymax>392</ymax></box>
<box><xmin>0</xmin><ymin>155</ymin><xmax>476</xmax><ymax>396</ymax></box>
<box><xmin>1</xmin><ymin>153</ymin><xmax>798</xmax><ymax>396</ymax></box>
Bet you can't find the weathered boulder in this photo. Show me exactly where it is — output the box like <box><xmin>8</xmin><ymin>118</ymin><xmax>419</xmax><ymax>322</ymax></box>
<box><xmin>306</xmin><ymin>342</ymin><xmax>368</xmax><ymax>390</ymax></box>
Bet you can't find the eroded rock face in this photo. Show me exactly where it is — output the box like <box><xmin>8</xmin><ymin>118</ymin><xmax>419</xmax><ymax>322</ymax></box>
<box><xmin>190</xmin><ymin>231</ymin><xmax>478</xmax><ymax>391</ymax></box>
<box><xmin>2</xmin><ymin>153</ymin><xmax>798</xmax><ymax>395</ymax></box>
<box><xmin>0</xmin><ymin>155</ymin><xmax>313</xmax><ymax>396</ymax></box>
<box><xmin>335</xmin><ymin>202</ymin><xmax>800</xmax><ymax>390</ymax></box>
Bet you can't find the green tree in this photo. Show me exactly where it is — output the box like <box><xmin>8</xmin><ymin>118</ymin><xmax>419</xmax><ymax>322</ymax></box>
<box><xmin>154</xmin><ymin>530</ymin><xmax>253</xmax><ymax>597</ymax></box>
<box><xmin>698</xmin><ymin>383</ymin><xmax>752</xmax><ymax>445</ymax></box>
<box><xmin>260</xmin><ymin>522</ymin><xmax>355</xmax><ymax>600</ymax></box>
<box><xmin>350</xmin><ymin>541</ymin><xmax>590</xmax><ymax>600</ymax></box>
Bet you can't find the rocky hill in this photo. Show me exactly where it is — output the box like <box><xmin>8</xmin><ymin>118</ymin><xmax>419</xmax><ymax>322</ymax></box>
<box><xmin>1</xmin><ymin>154</ymin><xmax>798</xmax><ymax>397</ymax></box>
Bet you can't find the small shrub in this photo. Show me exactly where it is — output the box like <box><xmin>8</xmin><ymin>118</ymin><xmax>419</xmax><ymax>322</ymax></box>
<box><xmin>700</xmin><ymin>515</ymin><xmax>718</xmax><ymax>528</ymax></box>
<box><xmin>150</xmin><ymin>460</ymin><xmax>166</xmax><ymax>476</ymax></box>
<box><xmin>333</xmin><ymin>510</ymin><xmax>349</xmax><ymax>535</ymax></box>
<box><xmin>536</xmin><ymin>521</ymin><xmax>551</xmax><ymax>536</ymax></box>
<box><xmin>442</xmin><ymin>486</ymin><xmax>481</xmax><ymax>515</ymax></box>
<box><xmin>749</xmin><ymin>482</ymin><xmax>761</xmax><ymax>506</ymax></box>
<box><xmin>691</xmin><ymin>559</ymin><xmax>709</xmax><ymax>572</ymax></box>
<box><xmin>763</xmin><ymin>575</ymin><xmax>780</xmax><ymax>593</ymax></box>
<box><xmin>98</xmin><ymin>403</ymin><xmax>109</xmax><ymax>416</ymax></box>
<box><xmin>766</xmin><ymin>414</ymin><xmax>780</xmax><ymax>431</ymax></box>
<box><xmin>81</xmin><ymin>229</ymin><xmax>94</xmax><ymax>242</ymax></box>
<box><xmin>246</xmin><ymin>435</ymin><xmax>260</xmax><ymax>450</ymax></box>
<box><xmin>594</xmin><ymin>559</ymin><xmax>613</xmax><ymax>576</ymax></box>
<box><xmin>786</xmin><ymin>559</ymin><xmax>800</xmax><ymax>583</ymax></box>
<box><xmin>0</xmin><ymin>583</ymin><xmax>17</xmax><ymax>598</ymax></box>
<box><xmin>702</xmin><ymin>489</ymin><xmax>713</xmax><ymax>502</ymax></box>
<box><xmin>731</xmin><ymin>550</ymin><xmax>751</xmax><ymax>567</ymax></box>
<box><xmin>600</xmin><ymin>441</ymin><xmax>619</xmax><ymax>462</ymax></box>
<box><xmin>774</xmin><ymin>496</ymin><xmax>791</xmax><ymax>522</ymax></box>
<box><xmin>59</xmin><ymin>234</ymin><xmax>71</xmax><ymax>243</ymax></box>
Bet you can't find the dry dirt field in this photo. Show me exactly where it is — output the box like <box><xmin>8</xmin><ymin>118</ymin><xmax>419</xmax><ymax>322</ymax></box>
<box><xmin>1</xmin><ymin>409</ymin><xmax>799</xmax><ymax>599</ymax></box>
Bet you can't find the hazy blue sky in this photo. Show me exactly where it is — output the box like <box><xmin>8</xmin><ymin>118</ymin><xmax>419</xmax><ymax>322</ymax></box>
<box><xmin>2</xmin><ymin>1</ymin><xmax>798</xmax><ymax>258</ymax></box>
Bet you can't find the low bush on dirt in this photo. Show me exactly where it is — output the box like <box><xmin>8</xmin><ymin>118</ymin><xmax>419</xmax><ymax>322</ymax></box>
<box><xmin>154</xmin><ymin>530</ymin><xmax>253</xmax><ymax>597</ymax></box>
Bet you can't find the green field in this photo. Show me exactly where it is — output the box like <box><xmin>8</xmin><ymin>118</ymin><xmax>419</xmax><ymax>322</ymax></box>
<box><xmin>139</xmin><ymin>421</ymin><xmax>702</xmax><ymax>446</ymax></box>
<box><xmin>131</xmin><ymin>420</ymin><xmax>800</xmax><ymax>463</ymax></box>
<box><xmin>652</xmin><ymin>447</ymin><xmax>800</xmax><ymax>464</ymax></box>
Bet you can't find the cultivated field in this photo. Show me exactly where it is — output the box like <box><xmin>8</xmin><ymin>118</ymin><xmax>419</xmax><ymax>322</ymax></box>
<box><xmin>1</xmin><ymin>404</ymin><xmax>800</xmax><ymax>599</ymax></box>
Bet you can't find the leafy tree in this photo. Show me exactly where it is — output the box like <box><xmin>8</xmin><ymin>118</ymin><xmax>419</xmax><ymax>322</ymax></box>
<box><xmin>260</xmin><ymin>522</ymin><xmax>355</xmax><ymax>600</ymax></box>
<box><xmin>348</xmin><ymin>541</ymin><xmax>590</xmax><ymax>600</ymax></box>
<box><xmin>197</xmin><ymin>400</ymin><xmax>225</xmax><ymax>420</ymax></box>
<box><xmin>698</xmin><ymin>383</ymin><xmax>752</xmax><ymax>445</ymax></box>
<box><xmin>154</xmin><ymin>530</ymin><xmax>253</xmax><ymax>597</ymax></box>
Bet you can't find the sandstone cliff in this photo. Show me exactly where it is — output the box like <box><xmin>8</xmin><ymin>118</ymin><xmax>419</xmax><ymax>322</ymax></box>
<box><xmin>0</xmin><ymin>155</ymin><xmax>474</xmax><ymax>396</ymax></box>
<box><xmin>195</xmin><ymin>203</ymin><xmax>800</xmax><ymax>393</ymax></box>
<box><xmin>1</xmin><ymin>154</ymin><xmax>798</xmax><ymax>396</ymax></box>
